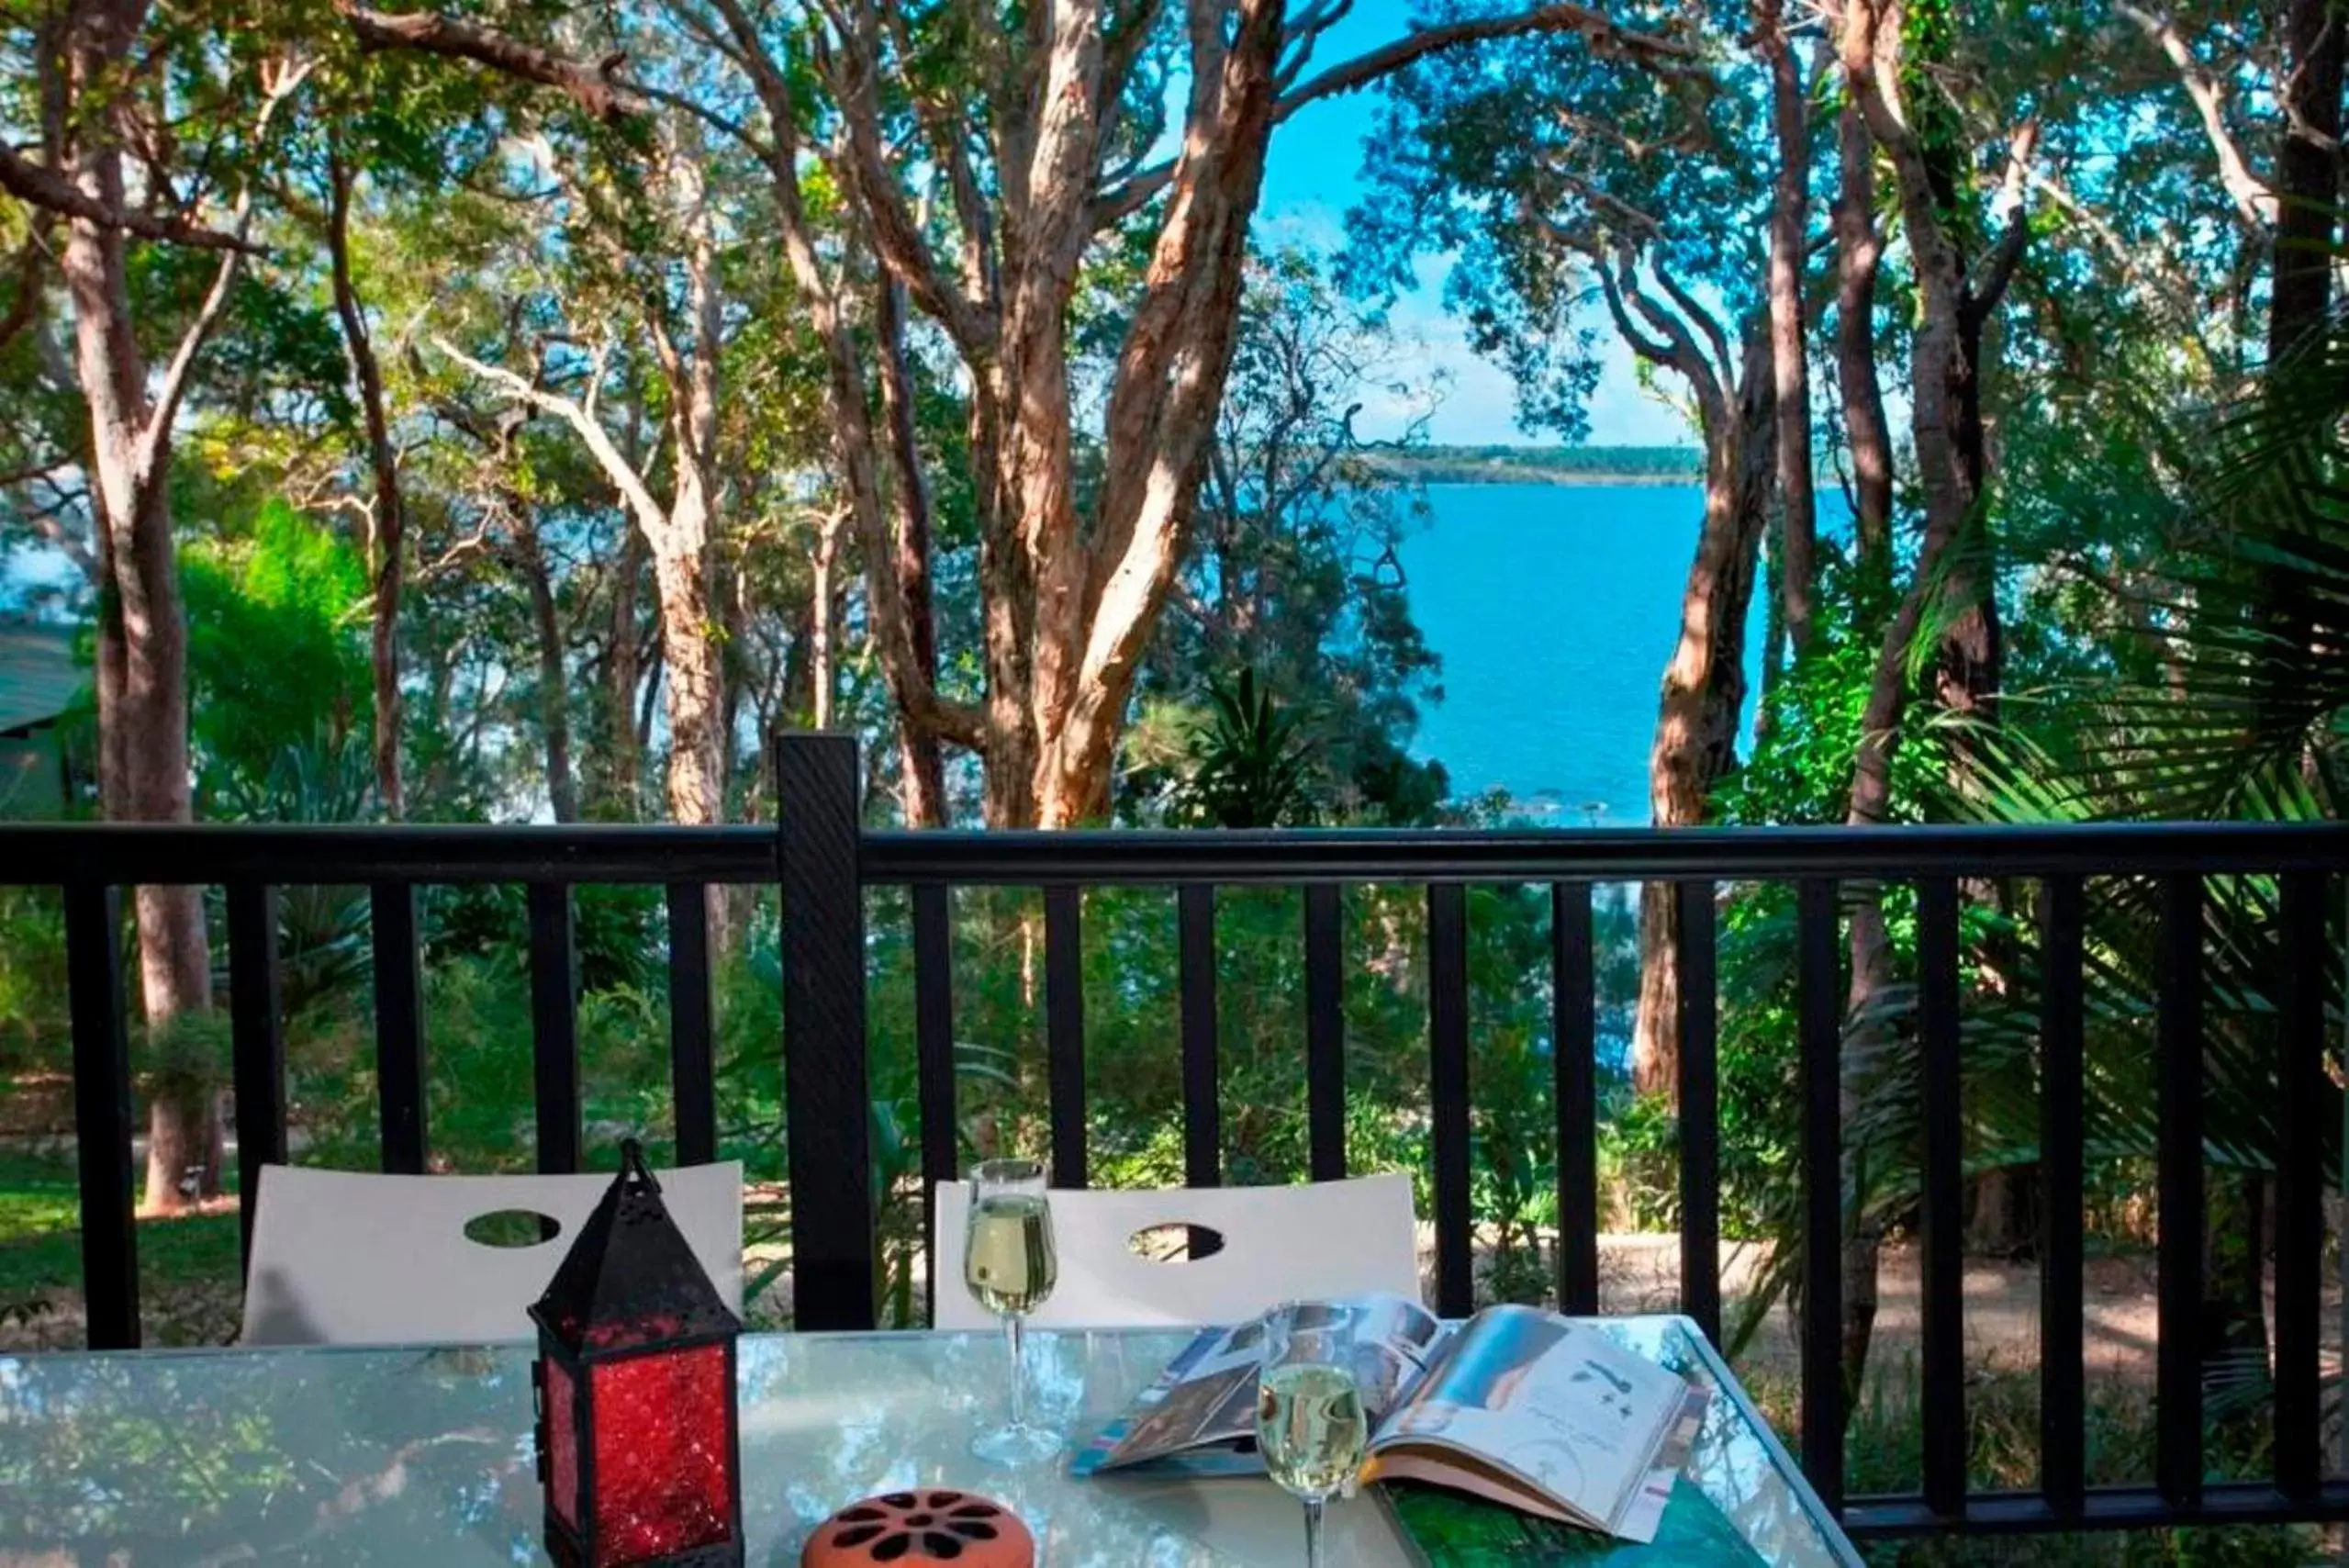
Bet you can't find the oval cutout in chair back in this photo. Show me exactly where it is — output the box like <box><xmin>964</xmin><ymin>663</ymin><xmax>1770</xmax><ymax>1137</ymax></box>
<box><xmin>463</xmin><ymin>1209</ymin><xmax>563</xmax><ymax>1249</ymax></box>
<box><xmin>1126</xmin><ymin>1222</ymin><xmax>1225</xmax><ymax>1262</ymax></box>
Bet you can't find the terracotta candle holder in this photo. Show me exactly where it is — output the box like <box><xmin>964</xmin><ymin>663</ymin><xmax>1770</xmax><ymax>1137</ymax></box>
<box><xmin>801</xmin><ymin>1490</ymin><xmax>1034</xmax><ymax>1567</ymax></box>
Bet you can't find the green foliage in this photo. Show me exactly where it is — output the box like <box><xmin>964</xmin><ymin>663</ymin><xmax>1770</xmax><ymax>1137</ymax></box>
<box><xmin>1176</xmin><ymin>667</ymin><xmax>1317</xmax><ymax>827</ymax></box>
<box><xmin>182</xmin><ymin>499</ymin><xmax>374</xmax><ymax>810</ymax></box>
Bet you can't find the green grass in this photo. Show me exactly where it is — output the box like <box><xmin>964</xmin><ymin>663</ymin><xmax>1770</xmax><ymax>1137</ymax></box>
<box><xmin>0</xmin><ymin>1150</ymin><xmax>243</xmax><ymax>1343</ymax></box>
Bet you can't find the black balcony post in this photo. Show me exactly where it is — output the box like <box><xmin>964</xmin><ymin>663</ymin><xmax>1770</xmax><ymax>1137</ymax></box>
<box><xmin>1178</xmin><ymin>884</ymin><xmax>1221</xmax><ymax>1189</ymax></box>
<box><xmin>64</xmin><ymin>882</ymin><xmax>138</xmax><ymax>1350</ymax></box>
<box><xmin>1428</xmin><ymin>881</ymin><xmax>1474</xmax><ymax>1318</ymax></box>
<box><xmin>1045</xmin><ymin>885</ymin><xmax>1088</xmax><ymax>1189</ymax></box>
<box><xmin>370</xmin><ymin>882</ymin><xmax>427</xmax><ymax>1174</ymax></box>
<box><xmin>227</xmin><ymin>881</ymin><xmax>285</xmax><ymax>1277</ymax></box>
<box><xmin>666</xmin><ymin>882</ymin><xmax>718</xmax><ymax>1166</ymax></box>
<box><xmin>1796</xmin><ymin>877</ymin><xmax>1844</xmax><ymax>1512</ymax></box>
<box><xmin>1552</xmin><ymin>881</ymin><xmax>1598</xmax><ymax>1316</ymax></box>
<box><xmin>912</xmin><ymin>881</ymin><xmax>957</xmax><ymax>1316</ymax></box>
<box><xmin>2039</xmin><ymin>874</ymin><xmax>2086</xmax><ymax>1517</ymax></box>
<box><xmin>1917</xmin><ymin>877</ymin><xmax>1966</xmax><ymax>1518</ymax></box>
<box><xmin>2154</xmin><ymin>872</ymin><xmax>2205</xmax><ymax>1508</ymax></box>
<box><xmin>776</xmin><ymin>732</ymin><xmax>876</xmax><ymax>1330</ymax></box>
<box><xmin>2274</xmin><ymin>870</ymin><xmax>2327</xmax><ymax>1502</ymax></box>
<box><xmin>1303</xmin><ymin>884</ymin><xmax>1348</xmax><ymax>1182</ymax></box>
<box><xmin>528</xmin><ymin>882</ymin><xmax>581</xmax><ymax>1174</ymax></box>
<box><xmin>1675</xmin><ymin>879</ymin><xmax>1721</xmax><ymax>1347</ymax></box>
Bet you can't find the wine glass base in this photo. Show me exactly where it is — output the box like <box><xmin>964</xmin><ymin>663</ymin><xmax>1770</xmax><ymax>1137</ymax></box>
<box><xmin>972</xmin><ymin>1421</ymin><xmax>1065</xmax><ymax>1468</ymax></box>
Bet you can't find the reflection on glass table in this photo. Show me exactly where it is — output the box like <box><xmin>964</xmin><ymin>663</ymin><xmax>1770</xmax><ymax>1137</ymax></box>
<box><xmin>0</xmin><ymin>1315</ymin><xmax>1860</xmax><ymax>1565</ymax></box>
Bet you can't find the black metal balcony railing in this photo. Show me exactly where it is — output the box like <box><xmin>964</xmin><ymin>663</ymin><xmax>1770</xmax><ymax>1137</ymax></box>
<box><xmin>5</xmin><ymin>731</ymin><xmax>2348</xmax><ymax>1543</ymax></box>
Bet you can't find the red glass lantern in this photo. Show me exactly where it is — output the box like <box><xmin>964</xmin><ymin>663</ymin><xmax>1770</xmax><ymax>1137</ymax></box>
<box><xmin>531</xmin><ymin>1140</ymin><xmax>744</xmax><ymax>1567</ymax></box>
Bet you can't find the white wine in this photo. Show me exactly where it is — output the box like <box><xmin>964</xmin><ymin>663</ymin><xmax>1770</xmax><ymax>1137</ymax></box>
<box><xmin>963</xmin><ymin>1193</ymin><xmax>1057</xmax><ymax>1316</ymax></box>
<box><xmin>1256</xmin><ymin>1362</ymin><xmax>1369</xmax><ymax>1501</ymax></box>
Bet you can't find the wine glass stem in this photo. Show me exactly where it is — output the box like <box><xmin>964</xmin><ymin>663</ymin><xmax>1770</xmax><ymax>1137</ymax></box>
<box><xmin>1005</xmin><ymin>1313</ymin><xmax>1027</xmax><ymax>1431</ymax></box>
<box><xmin>1303</xmin><ymin>1496</ymin><xmax>1326</xmax><ymax>1568</ymax></box>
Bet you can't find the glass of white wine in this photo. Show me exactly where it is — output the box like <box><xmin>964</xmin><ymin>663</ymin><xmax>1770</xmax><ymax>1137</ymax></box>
<box><xmin>1255</xmin><ymin>1303</ymin><xmax>1369</xmax><ymax>1568</ymax></box>
<box><xmin>963</xmin><ymin>1158</ymin><xmax>1062</xmax><ymax>1466</ymax></box>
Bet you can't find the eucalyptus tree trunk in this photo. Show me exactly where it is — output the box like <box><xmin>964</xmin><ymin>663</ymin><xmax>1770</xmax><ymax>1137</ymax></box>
<box><xmin>1633</xmin><ymin>326</ymin><xmax>1777</xmax><ymax>1095</ymax></box>
<box><xmin>1833</xmin><ymin>101</ymin><xmax>1894</xmax><ymax>585</ymax></box>
<box><xmin>58</xmin><ymin>6</ymin><xmax>230</xmax><ymax>1216</ymax></box>
<box><xmin>2266</xmin><ymin>0</ymin><xmax>2344</xmax><ymax>365</ymax></box>
<box><xmin>602</xmin><ymin>523</ymin><xmax>645</xmax><ymax>818</ymax></box>
<box><xmin>509</xmin><ymin>498</ymin><xmax>577</xmax><ymax>822</ymax></box>
<box><xmin>326</xmin><ymin>147</ymin><xmax>406</xmax><ymax>819</ymax></box>
<box><xmin>1839</xmin><ymin>0</ymin><xmax>2030</xmax><ymax>1399</ymax></box>
<box><xmin>1759</xmin><ymin>0</ymin><xmax>1816</xmax><ymax>658</ymax></box>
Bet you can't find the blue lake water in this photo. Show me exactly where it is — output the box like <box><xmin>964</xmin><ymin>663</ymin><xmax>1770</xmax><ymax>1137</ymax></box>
<box><xmin>1395</xmin><ymin>483</ymin><xmax>1760</xmax><ymax>824</ymax></box>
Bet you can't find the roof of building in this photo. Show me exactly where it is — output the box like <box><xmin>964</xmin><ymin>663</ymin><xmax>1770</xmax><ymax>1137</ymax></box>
<box><xmin>0</xmin><ymin>622</ymin><xmax>84</xmax><ymax>735</ymax></box>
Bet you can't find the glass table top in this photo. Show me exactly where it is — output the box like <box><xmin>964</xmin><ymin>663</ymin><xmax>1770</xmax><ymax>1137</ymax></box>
<box><xmin>0</xmin><ymin>1315</ymin><xmax>1859</xmax><ymax>1565</ymax></box>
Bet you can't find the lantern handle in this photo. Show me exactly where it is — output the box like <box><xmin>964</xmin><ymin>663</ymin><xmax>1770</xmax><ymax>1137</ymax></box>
<box><xmin>618</xmin><ymin>1137</ymin><xmax>664</xmax><ymax>1194</ymax></box>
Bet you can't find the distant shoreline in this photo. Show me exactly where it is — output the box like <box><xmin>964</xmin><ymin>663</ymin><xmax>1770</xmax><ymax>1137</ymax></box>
<box><xmin>1364</xmin><ymin>444</ymin><xmax>1704</xmax><ymax>487</ymax></box>
<box><xmin>1417</xmin><ymin>473</ymin><xmax>1699</xmax><ymax>487</ymax></box>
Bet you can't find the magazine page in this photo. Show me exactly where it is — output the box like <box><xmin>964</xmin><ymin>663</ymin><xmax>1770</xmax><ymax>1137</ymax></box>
<box><xmin>1366</xmin><ymin>1306</ymin><xmax>1694</xmax><ymax>1543</ymax></box>
<box><xmin>1076</xmin><ymin>1294</ymin><xmax>1443</xmax><ymax>1475</ymax></box>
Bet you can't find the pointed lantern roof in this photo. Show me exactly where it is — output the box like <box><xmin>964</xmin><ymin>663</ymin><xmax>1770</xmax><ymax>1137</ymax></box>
<box><xmin>530</xmin><ymin>1139</ymin><xmax>742</xmax><ymax>1352</ymax></box>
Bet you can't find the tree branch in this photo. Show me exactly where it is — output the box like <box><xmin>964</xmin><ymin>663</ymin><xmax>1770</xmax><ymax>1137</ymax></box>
<box><xmin>2115</xmin><ymin>3</ymin><xmax>2275</xmax><ymax>229</ymax></box>
<box><xmin>431</xmin><ymin>334</ymin><xmax>669</xmax><ymax>539</ymax></box>
<box><xmin>1095</xmin><ymin>1</ymin><xmax>1697</xmax><ymax>227</ymax></box>
<box><xmin>0</xmin><ymin>140</ymin><xmax>255</xmax><ymax>251</ymax></box>
<box><xmin>1277</xmin><ymin>1</ymin><xmax>1698</xmax><ymax>118</ymax></box>
<box><xmin>338</xmin><ymin>3</ymin><xmax>651</xmax><ymax>125</ymax></box>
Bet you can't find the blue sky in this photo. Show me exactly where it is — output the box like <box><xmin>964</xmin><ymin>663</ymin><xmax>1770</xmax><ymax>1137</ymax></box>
<box><xmin>1252</xmin><ymin>0</ymin><xmax>1689</xmax><ymax>448</ymax></box>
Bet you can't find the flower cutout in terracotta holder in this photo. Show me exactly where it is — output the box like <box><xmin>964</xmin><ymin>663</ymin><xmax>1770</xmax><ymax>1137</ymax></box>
<box><xmin>801</xmin><ymin>1489</ymin><xmax>1035</xmax><ymax>1566</ymax></box>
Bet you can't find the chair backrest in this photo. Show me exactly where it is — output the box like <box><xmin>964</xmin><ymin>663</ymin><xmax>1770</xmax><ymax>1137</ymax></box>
<box><xmin>240</xmin><ymin>1162</ymin><xmax>745</xmax><ymax>1347</ymax></box>
<box><xmin>930</xmin><ymin>1173</ymin><xmax>1420</xmax><ymax>1329</ymax></box>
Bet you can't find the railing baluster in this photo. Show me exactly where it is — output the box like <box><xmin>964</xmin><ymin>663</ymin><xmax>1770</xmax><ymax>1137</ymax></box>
<box><xmin>64</xmin><ymin>883</ymin><xmax>138</xmax><ymax>1350</ymax></box>
<box><xmin>371</xmin><ymin>882</ymin><xmax>427</xmax><ymax>1175</ymax></box>
<box><xmin>1552</xmin><ymin>881</ymin><xmax>1597</xmax><ymax>1315</ymax></box>
<box><xmin>1179</xmin><ymin>885</ymin><xmax>1220</xmax><ymax>1189</ymax></box>
<box><xmin>1304</xmin><ymin>884</ymin><xmax>1348</xmax><ymax>1182</ymax></box>
<box><xmin>666</xmin><ymin>882</ymin><xmax>717</xmax><ymax>1167</ymax></box>
<box><xmin>2155</xmin><ymin>871</ymin><xmax>2204</xmax><ymax>1507</ymax></box>
<box><xmin>528</xmin><ymin>883</ymin><xmax>580</xmax><ymax>1174</ymax></box>
<box><xmin>1675</xmin><ymin>879</ymin><xmax>1720</xmax><ymax>1347</ymax></box>
<box><xmin>776</xmin><ymin>733</ymin><xmax>875</xmax><ymax>1331</ymax></box>
<box><xmin>2274</xmin><ymin>869</ymin><xmax>2325</xmax><ymax>1502</ymax></box>
<box><xmin>1428</xmin><ymin>882</ymin><xmax>1473</xmax><ymax>1317</ymax></box>
<box><xmin>2039</xmin><ymin>874</ymin><xmax>2086</xmax><ymax>1516</ymax></box>
<box><xmin>912</xmin><ymin>882</ymin><xmax>957</xmax><ymax>1318</ymax></box>
<box><xmin>1797</xmin><ymin>877</ymin><xmax>1843</xmax><ymax>1512</ymax></box>
<box><xmin>1918</xmin><ymin>877</ymin><xmax>1966</xmax><ymax>1518</ymax></box>
<box><xmin>1045</xmin><ymin>885</ymin><xmax>1087</xmax><ymax>1189</ymax></box>
<box><xmin>227</xmin><ymin>881</ymin><xmax>285</xmax><ymax>1276</ymax></box>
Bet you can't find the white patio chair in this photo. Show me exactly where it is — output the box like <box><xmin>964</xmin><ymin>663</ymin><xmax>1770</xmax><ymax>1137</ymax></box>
<box><xmin>239</xmin><ymin>1160</ymin><xmax>744</xmax><ymax>1347</ymax></box>
<box><xmin>930</xmin><ymin>1172</ymin><xmax>1420</xmax><ymax>1329</ymax></box>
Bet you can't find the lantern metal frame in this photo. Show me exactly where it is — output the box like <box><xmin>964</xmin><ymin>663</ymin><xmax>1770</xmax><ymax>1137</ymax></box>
<box><xmin>529</xmin><ymin>1141</ymin><xmax>745</xmax><ymax>1568</ymax></box>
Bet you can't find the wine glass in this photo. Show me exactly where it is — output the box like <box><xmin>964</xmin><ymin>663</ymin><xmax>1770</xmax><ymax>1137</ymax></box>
<box><xmin>1256</xmin><ymin>1303</ymin><xmax>1369</xmax><ymax>1568</ymax></box>
<box><xmin>963</xmin><ymin>1158</ymin><xmax>1063</xmax><ymax>1466</ymax></box>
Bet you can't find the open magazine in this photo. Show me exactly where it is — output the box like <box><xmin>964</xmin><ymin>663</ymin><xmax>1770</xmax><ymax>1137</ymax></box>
<box><xmin>1071</xmin><ymin>1297</ymin><xmax>1708</xmax><ymax>1545</ymax></box>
